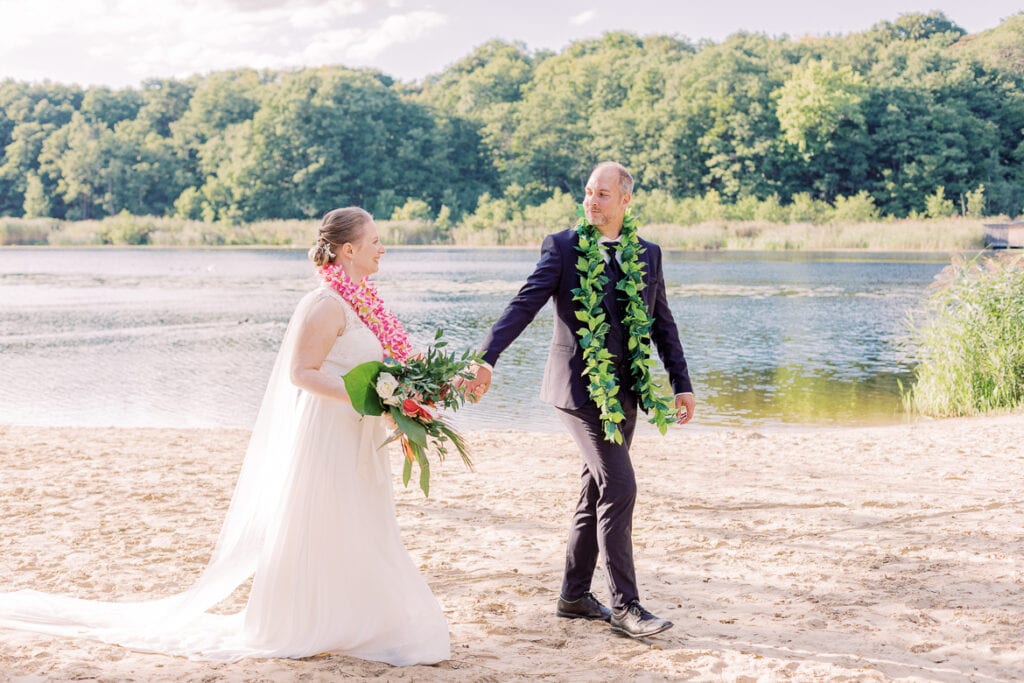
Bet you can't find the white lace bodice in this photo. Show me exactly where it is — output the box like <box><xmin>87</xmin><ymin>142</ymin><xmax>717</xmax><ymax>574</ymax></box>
<box><xmin>314</xmin><ymin>286</ymin><xmax>385</xmax><ymax>375</ymax></box>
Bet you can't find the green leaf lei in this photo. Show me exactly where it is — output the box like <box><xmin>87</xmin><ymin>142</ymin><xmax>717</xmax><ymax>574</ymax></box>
<box><xmin>571</xmin><ymin>205</ymin><xmax>675</xmax><ymax>444</ymax></box>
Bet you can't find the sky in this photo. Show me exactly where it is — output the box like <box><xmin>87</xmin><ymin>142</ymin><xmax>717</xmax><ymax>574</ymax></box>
<box><xmin>1</xmin><ymin>0</ymin><xmax>1021</xmax><ymax>88</ymax></box>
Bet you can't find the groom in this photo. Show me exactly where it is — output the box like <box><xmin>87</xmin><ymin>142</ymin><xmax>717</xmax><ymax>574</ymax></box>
<box><xmin>464</xmin><ymin>161</ymin><xmax>695</xmax><ymax>638</ymax></box>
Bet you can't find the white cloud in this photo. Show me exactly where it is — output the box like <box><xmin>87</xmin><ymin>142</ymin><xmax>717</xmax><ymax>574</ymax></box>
<box><xmin>288</xmin><ymin>0</ymin><xmax>367</xmax><ymax>29</ymax></box>
<box><xmin>569</xmin><ymin>10</ymin><xmax>596</xmax><ymax>26</ymax></box>
<box><xmin>218</xmin><ymin>0</ymin><xmax>365</xmax><ymax>13</ymax></box>
<box><xmin>0</xmin><ymin>0</ymin><xmax>104</xmax><ymax>51</ymax></box>
<box><xmin>350</xmin><ymin>10</ymin><xmax>447</xmax><ymax>59</ymax></box>
<box><xmin>100</xmin><ymin>1</ymin><xmax>284</xmax><ymax>79</ymax></box>
<box><xmin>302</xmin><ymin>27</ymin><xmax>366</xmax><ymax>64</ymax></box>
<box><xmin>302</xmin><ymin>9</ymin><xmax>448</xmax><ymax>64</ymax></box>
<box><xmin>0</xmin><ymin>0</ymin><xmax>438</xmax><ymax>83</ymax></box>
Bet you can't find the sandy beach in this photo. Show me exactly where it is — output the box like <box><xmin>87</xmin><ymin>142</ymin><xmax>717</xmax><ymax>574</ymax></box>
<box><xmin>0</xmin><ymin>415</ymin><xmax>1022</xmax><ymax>682</ymax></box>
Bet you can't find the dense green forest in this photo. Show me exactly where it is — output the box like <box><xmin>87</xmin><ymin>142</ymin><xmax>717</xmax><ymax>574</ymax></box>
<box><xmin>2</xmin><ymin>11</ymin><xmax>1023</xmax><ymax>235</ymax></box>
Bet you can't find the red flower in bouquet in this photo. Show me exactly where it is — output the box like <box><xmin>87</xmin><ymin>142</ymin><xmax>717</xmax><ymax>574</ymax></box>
<box><xmin>401</xmin><ymin>398</ymin><xmax>434</xmax><ymax>423</ymax></box>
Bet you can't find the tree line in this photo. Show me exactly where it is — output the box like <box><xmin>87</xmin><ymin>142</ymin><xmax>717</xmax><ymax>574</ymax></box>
<box><xmin>1</xmin><ymin>10</ymin><xmax>1023</xmax><ymax>230</ymax></box>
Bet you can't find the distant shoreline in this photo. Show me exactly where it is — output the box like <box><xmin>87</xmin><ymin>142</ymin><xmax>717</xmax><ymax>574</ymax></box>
<box><xmin>0</xmin><ymin>242</ymin><xmax>991</xmax><ymax>258</ymax></box>
<box><xmin>0</xmin><ymin>215</ymin><xmax>997</xmax><ymax>252</ymax></box>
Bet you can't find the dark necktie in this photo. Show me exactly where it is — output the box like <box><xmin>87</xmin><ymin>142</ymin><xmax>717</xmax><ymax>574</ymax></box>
<box><xmin>604</xmin><ymin>241</ymin><xmax>623</xmax><ymax>285</ymax></box>
<box><xmin>603</xmin><ymin>241</ymin><xmax>626</xmax><ymax>319</ymax></box>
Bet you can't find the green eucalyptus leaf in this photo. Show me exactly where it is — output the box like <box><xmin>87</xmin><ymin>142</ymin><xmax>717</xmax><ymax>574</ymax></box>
<box><xmin>402</xmin><ymin>453</ymin><xmax>412</xmax><ymax>487</ymax></box>
<box><xmin>417</xmin><ymin>450</ymin><xmax>431</xmax><ymax>497</ymax></box>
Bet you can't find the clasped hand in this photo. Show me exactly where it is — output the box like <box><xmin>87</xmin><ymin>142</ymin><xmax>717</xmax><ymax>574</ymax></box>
<box><xmin>455</xmin><ymin>363</ymin><xmax>492</xmax><ymax>402</ymax></box>
<box><xmin>674</xmin><ymin>392</ymin><xmax>695</xmax><ymax>425</ymax></box>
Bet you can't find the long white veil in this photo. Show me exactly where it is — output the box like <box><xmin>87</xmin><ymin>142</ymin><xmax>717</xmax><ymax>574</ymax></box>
<box><xmin>0</xmin><ymin>289</ymin><xmax>321</xmax><ymax>656</ymax></box>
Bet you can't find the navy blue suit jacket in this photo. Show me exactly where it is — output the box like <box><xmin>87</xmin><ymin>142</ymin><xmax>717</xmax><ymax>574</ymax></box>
<box><xmin>481</xmin><ymin>228</ymin><xmax>692</xmax><ymax>410</ymax></box>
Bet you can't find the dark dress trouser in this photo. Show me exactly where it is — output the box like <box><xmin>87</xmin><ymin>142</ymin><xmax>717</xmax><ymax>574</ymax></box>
<box><xmin>556</xmin><ymin>262</ymin><xmax>641</xmax><ymax>609</ymax></box>
<box><xmin>556</xmin><ymin>382</ymin><xmax>639</xmax><ymax>609</ymax></box>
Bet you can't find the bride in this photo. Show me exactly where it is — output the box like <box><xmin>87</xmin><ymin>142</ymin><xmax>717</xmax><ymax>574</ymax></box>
<box><xmin>0</xmin><ymin>207</ymin><xmax>451</xmax><ymax>665</ymax></box>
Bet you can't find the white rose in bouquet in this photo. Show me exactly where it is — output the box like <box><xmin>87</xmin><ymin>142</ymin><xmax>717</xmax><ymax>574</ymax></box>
<box><xmin>375</xmin><ymin>372</ymin><xmax>402</xmax><ymax>406</ymax></box>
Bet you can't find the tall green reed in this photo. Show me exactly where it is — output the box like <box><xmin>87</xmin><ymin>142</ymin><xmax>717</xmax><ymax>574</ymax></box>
<box><xmin>0</xmin><ymin>214</ymin><xmax>992</xmax><ymax>252</ymax></box>
<box><xmin>903</xmin><ymin>252</ymin><xmax>1024</xmax><ymax>417</ymax></box>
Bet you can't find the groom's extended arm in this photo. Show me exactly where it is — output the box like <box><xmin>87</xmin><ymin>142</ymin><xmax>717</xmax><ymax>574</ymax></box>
<box><xmin>462</xmin><ymin>234</ymin><xmax>562</xmax><ymax>399</ymax></box>
<box><xmin>481</xmin><ymin>233</ymin><xmax>563</xmax><ymax>366</ymax></box>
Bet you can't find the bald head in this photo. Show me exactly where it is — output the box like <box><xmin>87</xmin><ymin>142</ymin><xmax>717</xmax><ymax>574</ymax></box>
<box><xmin>591</xmin><ymin>161</ymin><xmax>634</xmax><ymax>196</ymax></box>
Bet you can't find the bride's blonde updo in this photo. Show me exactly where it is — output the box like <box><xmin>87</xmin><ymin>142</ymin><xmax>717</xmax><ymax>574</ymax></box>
<box><xmin>308</xmin><ymin>207</ymin><xmax>373</xmax><ymax>267</ymax></box>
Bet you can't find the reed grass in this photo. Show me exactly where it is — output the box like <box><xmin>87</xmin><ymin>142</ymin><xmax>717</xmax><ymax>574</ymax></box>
<box><xmin>638</xmin><ymin>217</ymin><xmax>988</xmax><ymax>251</ymax></box>
<box><xmin>903</xmin><ymin>252</ymin><xmax>1024</xmax><ymax>417</ymax></box>
<box><xmin>377</xmin><ymin>220</ymin><xmax>446</xmax><ymax>245</ymax></box>
<box><xmin>0</xmin><ymin>214</ymin><xmax>996</xmax><ymax>252</ymax></box>
<box><xmin>0</xmin><ymin>218</ymin><xmax>60</xmax><ymax>245</ymax></box>
<box><xmin>449</xmin><ymin>222</ymin><xmax>552</xmax><ymax>246</ymax></box>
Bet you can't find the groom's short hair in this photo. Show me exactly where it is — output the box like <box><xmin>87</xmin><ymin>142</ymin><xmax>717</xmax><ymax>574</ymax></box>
<box><xmin>592</xmin><ymin>161</ymin><xmax>634</xmax><ymax>196</ymax></box>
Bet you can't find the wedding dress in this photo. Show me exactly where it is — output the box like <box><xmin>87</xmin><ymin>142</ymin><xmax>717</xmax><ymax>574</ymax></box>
<box><xmin>0</xmin><ymin>286</ymin><xmax>450</xmax><ymax>665</ymax></box>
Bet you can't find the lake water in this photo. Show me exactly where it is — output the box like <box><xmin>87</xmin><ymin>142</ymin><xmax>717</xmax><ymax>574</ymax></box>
<box><xmin>0</xmin><ymin>247</ymin><xmax>951</xmax><ymax>432</ymax></box>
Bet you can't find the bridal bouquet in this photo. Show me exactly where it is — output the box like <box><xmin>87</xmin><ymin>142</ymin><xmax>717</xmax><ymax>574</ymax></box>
<box><xmin>342</xmin><ymin>329</ymin><xmax>480</xmax><ymax>496</ymax></box>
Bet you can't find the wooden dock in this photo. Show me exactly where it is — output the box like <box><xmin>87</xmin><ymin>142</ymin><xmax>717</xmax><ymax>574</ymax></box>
<box><xmin>983</xmin><ymin>222</ymin><xmax>1024</xmax><ymax>248</ymax></box>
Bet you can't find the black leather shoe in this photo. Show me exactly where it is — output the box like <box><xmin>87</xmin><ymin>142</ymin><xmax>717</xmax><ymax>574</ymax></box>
<box><xmin>610</xmin><ymin>600</ymin><xmax>673</xmax><ymax>638</ymax></box>
<box><xmin>556</xmin><ymin>592</ymin><xmax>612</xmax><ymax>621</ymax></box>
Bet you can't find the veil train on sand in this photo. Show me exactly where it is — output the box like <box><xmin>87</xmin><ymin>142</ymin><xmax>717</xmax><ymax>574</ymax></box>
<box><xmin>0</xmin><ymin>293</ymin><xmax>314</xmax><ymax>660</ymax></box>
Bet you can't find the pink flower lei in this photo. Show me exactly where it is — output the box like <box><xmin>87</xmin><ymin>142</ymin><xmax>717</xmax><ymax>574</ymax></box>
<box><xmin>320</xmin><ymin>264</ymin><xmax>413</xmax><ymax>362</ymax></box>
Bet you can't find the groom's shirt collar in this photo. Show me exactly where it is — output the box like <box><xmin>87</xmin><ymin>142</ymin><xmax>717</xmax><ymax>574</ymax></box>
<box><xmin>597</xmin><ymin>235</ymin><xmax>620</xmax><ymax>263</ymax></box>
